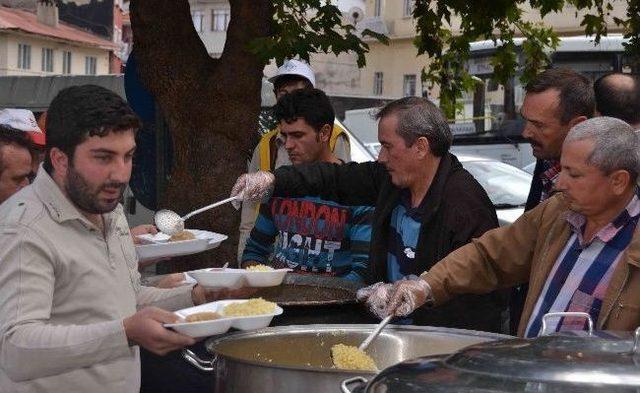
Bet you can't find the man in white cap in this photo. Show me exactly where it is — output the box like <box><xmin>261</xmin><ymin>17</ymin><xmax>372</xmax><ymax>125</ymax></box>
<box><xmin>237</xmin><ymin>59</ymin><xmax>352</xmax><ymax>260</ymax></box>
<box><xmin>0</xmin><ymin>109</ymin><xmax>45</xmax><ymax>204</ymax></box>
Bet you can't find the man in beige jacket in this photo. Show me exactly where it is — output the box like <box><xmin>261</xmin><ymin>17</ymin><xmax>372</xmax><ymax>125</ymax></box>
<box><xmin>0</xmin><ymin>85</ymin><xmax>220</xmax><ymax>393</ymax></box>
<box><xmin>360</xmin><ymin>117</ymin><xmax>640</xmax><ymax>337</ymax></box>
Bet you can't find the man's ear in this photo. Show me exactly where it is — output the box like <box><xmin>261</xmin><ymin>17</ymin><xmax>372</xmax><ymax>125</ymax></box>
<box><xmin>568</xmin><ymin>115</ymin><xmax>588</xmax><ymax>129</ymax></box>
<box><xmin>414</xmin><ymin>136</ymin><xmax>430</xmax><ymax>159</ymax></box>
<box><xmin>609</xmin><ymin>169</ymin><xmax>632</xmax><ymax>195</ymax></box>
<box><xmin>319</xmin><ymin>124</ymin><xmax>332</xmax><ymax>143</ymax></box>
<box><xmin>49</xmin><ymin>147</ymin><xmax>69</xmax><ymax>175</ymax></box>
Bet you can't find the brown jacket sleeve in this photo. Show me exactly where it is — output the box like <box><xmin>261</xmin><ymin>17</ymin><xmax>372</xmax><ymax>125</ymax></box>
<box><xmin>422</xmin><ymin>197</ymin><xmax>556</xmax><ymax>306</ymax></box>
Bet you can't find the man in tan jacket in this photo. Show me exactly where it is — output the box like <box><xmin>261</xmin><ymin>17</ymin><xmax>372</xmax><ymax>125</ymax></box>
<box><xmin>360</xmin><ymin>116</ymin><xmax>640</xmax><ymax>337</ymax></box>
<box><xmin>0</xmin><ymin>85</ymin><xmax>223</xmax><ymax>393</ymax></box>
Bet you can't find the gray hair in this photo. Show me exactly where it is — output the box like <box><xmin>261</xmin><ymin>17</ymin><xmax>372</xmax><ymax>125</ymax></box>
<box><xmin>375</xmin><ymin>97</ymin><xmax>452</xmax><ymax>156</ymax></box>
<box><xmin>565</xmin><ymin>116</ymin><xmax>640</xmax><ymax>181</ymax></box>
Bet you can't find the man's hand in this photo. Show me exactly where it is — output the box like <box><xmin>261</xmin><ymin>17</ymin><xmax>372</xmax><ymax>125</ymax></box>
<box><xmin>384</xmin><ymin>278</ymin><xmax>432</xmax><ymax>317</ymax></box>
<box><xmin>191</xmin><ymin>285</ymin><xmax>258</xmax><ymax>305</ymax></box>
<box><xmin>156</xmin><ymin>273</ymin><xmax>188</xmax><ymax>289</ymax></box>
<box><xmin>130</xmin><ymin>224</ymin><xmax>158</xmax><ymax>245</ymax></box>
<box><xmin>123</xmin><ymin>307</ymin><xmax>195</xmax><ymax>356</ymax></box>
<box><xmin>356</xmin><ymin>282</ymin><xmax>394</xmax><ymax>319</ymax></box>
<box><xmin>230</xmin><ymin>171</ymin><xmax>275</xmax><ymax>209</ymax></box>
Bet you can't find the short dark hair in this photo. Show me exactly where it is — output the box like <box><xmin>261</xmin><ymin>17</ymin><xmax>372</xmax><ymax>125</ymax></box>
<box><xmin>375</xmin><ymin>97</ymin><xmax>452</xmax><ymax>156</ymax></box>
<box><xmin>272</xmin><ymin>75</ymin><xmax>313</xmax><ymax>92</ymax></box>
<box><xmin>0</xmin><ymin>125</ymin><xmax>33</xmax><ymax>175</ymax></box>
<box><xmin>43</xmin><ymin>85</ymin><xmax>141</xmax><ymax>173</ymax></box>
<box><xmin>525</xmin><ymin>68</ymin><xmax>595</xmax><ymax>124</ymax></box>
<box><xmin>594</xmin><ymin>73</ymin><xmax>640</xmax><ymax>125</ymax></box>
<box><xmin>273</xmin><ymin>88</ymin><xmax>335</xmax><ymax>132</ymax></box>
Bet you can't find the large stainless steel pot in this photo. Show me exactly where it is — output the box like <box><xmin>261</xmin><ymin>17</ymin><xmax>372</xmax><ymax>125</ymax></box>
<box><xmin>342</xmin><ymin>313</ymin><xmax>640</xmax><ymax>393</ymax></box>
<box><xmin>182</xmin><ymin>324</ymin><xmax>511</xmax><ymax>393</ymax></box>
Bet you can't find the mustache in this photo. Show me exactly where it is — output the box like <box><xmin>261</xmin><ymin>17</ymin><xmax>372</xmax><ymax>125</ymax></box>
<box><xmin>525</xmin><ymin>138</ymin><xmax>541</xmax><ymax>147</ymax></box>
<box><xmin>100</xmin><ymin>183</ymin><xmax>126</xmax><ymax>192</ymax></box>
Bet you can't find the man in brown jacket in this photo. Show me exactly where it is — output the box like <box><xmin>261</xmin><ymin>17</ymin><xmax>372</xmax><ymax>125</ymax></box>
<box><xmin>360</xmin><ymin>116</ymin><xmax>640</xmax><ymax>337</ymax></box>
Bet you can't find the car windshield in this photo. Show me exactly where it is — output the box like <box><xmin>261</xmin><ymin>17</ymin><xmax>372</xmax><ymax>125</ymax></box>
<box><xmin>462</xmin><ymin>160</ymin><xmax>531</xmax><ymax>207</ymax></box>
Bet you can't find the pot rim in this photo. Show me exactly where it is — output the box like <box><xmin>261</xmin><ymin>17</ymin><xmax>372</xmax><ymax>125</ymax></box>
<box><xmin>204</xmin><ymin>324</ymin><xmax>513</xmax><ymax>374</ymax></box>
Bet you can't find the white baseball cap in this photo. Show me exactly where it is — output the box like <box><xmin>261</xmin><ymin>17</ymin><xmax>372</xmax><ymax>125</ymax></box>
<box><xmin>268</xmin><ymin>59</ymin><xmax>316</xmax><ymax>88</ymax></box>
<box><xmin>0</xmin><ymin>108</ymin><xmax>45</xmax><ymax>146</ymax></box>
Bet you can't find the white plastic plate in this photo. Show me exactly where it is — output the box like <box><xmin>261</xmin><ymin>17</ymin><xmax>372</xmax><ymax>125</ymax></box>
<box><xmin>188</xmin><ymin>267</ymin><xmax>291</xmax><ymax>288</ymax></box>
<box><xmin>188</xmin><ymin>268</ymin><xmax>246</xmax><ymax>289</ymax></box>
<box><xmin>165</xmin><ymin>299</ymin><xmax>283</xmax><ymax>337</ymax></box>
<box><xmin>243</xmin><ymin>269</ymin><xmax>291</xmax><ymax>287</ymax></box>
<box><xmin>135</xmin><ymin>230</ymin><xmax>228</xmax><ymax>263</ymax></box>
<box><xmin>216</xmin><ymin>299</ymin><xmax>284</xmax><ymax>330</ymax></box>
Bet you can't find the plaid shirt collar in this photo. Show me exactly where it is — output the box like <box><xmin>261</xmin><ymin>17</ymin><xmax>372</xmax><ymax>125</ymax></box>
<box><xmin>539</xmin><ymin>159</ymin><xmax>561</xmax><ymax>201</ymax></box>
<box><xmin>565</xmin><ymin>188</ymin><xmax>640</xmax><ymax>246</ymax></box>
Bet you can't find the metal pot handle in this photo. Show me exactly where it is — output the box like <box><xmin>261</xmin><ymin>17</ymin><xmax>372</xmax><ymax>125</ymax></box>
<box><xmin>539</xmin><ymin>312</ymin><xmax>594</xmax><ymax>337</ymax></box>
<box><xmin>182</xmin><ymin>348</ymin><xmax>217</xmax><ymax>372</ymax></box>
<box><xmin>632</xmin><ymin>326</ymin><xmax>640</xmax><ymax>354</ymax></box>
<box><xmin>341</xmin><ymin>376</ymin><xmax>368</xmax><ymax>393</ymax></box>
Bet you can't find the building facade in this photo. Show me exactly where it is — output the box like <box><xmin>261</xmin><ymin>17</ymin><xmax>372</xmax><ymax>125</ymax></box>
<box><xmin>0</xmin><ymin>5</ymin><xmax>116</xmax><ymax>76</ymax></box>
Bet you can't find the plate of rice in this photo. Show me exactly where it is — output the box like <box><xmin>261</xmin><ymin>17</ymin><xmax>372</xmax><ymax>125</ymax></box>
<box><xmin>243</xmin><ymin>265</ymin><xmax>291</xmax><ymax>287</ymax></box>
<box><xmin>188</xmin><ymin>265</ymin><xmax>291</xmax><ymax>288</ymax></box>
<box><xmin>165</xmin><ymin>298</ymin><xmax>282</xmax><ymax>337</ymax></box>
<box><xmin>135</xmin><ymin>229</ymin><xmax>228</xmax><ymax>262</ymax></box>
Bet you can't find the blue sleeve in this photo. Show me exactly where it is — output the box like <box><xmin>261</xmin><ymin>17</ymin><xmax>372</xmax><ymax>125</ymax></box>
<box><xmin>345</xmin><ymin>205</ymin><xmax>374</xmax><ymax>282</ymax></box>
<box><xmin>241</xmin><ymin>202</ymin><xmax>278</xmax><ymax>265</ymax></box>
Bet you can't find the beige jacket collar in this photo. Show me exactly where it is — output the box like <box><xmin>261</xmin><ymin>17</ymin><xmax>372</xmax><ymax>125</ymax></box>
<box><xmin>32</xmin><ymin>166</ymin><xmax>114</xmax><ymax>231</ymax></box>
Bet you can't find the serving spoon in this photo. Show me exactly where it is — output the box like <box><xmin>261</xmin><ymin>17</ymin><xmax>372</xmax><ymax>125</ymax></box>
<box><xmin>154</xmin><ymin>196</ymin><xmax>241</xmax><ymax>236</ymax></box>
<box><xmin>359</xmin><ymin>315</ymin><xmax>393</xmax><ymax>351</ymax></box>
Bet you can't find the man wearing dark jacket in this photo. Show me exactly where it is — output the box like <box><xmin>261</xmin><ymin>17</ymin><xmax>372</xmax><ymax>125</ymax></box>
<box><xmin>231</xmin><ymin>97</ymin><xmax>507</xmax><ymax>332</ymax></box>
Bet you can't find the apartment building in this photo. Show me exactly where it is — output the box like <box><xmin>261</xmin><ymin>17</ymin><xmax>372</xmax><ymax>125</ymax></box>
<box><xmin>357</xmin><ymin>0</ymin><xmax>628</xmax><ymax>99</ymax></box>
<box><xmin>189</xmin><ymin>0</ymin><xmax>230</xmax><ymax>58</ymax></box>
<box><xmin>0</xmin><ymin>4</ymin><xmax>116</xmax><ymax>76</ymax></box>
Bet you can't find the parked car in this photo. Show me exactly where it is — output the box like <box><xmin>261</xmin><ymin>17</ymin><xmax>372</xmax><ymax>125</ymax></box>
<box><xmin>355</xmin><ymin>141</ymin><xmax>532</xmax><ymax>226</ymax></box>
<box><xmin>457</xmin><ymin>155</ymin><xmax>532</xmax><ymax>226</ymax></box>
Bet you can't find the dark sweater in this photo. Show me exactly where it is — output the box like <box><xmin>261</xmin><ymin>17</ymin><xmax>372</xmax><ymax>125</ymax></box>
<box><xmin>273</xmin><ymin>153</ymin><xmax>508</xmax><ymax>332</ymax></box>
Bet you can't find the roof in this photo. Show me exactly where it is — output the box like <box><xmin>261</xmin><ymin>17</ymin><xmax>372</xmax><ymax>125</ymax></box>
<box><xmin>469</xmin><ymin>34</ymin><xmax>627</xmax><ymax>53</ymax></box>
<box><xmin>0</xmin><ymin>6</ymin><xmax>116</xmax><ymax>50</ymax></box>
<box><xmin>0</xmin><ymin>75</ymin><xmax>125</xmax><ymax>112</ymax></box>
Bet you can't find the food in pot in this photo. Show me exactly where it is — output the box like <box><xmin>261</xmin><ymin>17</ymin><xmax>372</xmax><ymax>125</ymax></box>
<box><xmin>222</xmin><ymin>298</ymin><xmax>276</xmax><ymax>316</ymax></box>
<box><xmin>330</xmin><ymin>344</ymin><xmax>377</xmax><ymax>371</ymax></box>
<box><xmin>245</xmin><ymin>264</ymin><xmax>274</xmax><ymax>272</ymax></box>
<box><xmin>184</xmin><ymin>311</ymin><xmax>221</xmax><ymax>322</ymax></box>
<box><xmin>169</xmin><ymin>230</ymin><xmax>196</xmax><ymax>242</ymax></box>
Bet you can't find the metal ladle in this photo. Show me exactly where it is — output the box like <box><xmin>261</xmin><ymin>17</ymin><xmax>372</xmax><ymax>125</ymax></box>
<box><xmin>359</xmin><ymin>315</ymin><xmax>393</xmax><ymax>351</ymax></box>
<box><xmin>154</xmin><ymin>196</ymin><xmax>240</xmax><ymax>236</ymax></box>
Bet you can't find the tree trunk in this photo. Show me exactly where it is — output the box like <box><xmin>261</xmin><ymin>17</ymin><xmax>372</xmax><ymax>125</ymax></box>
<box><xmin>130</xmin><ymin>0</ymin><xmax>272</xmax><ymax>270</ymax></box>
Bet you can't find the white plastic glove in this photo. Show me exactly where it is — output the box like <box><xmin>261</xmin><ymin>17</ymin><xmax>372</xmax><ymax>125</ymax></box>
<box><xmin>230</xmin><ymin>171</ymin><xmax>275</xmax><ymax>209</ymax></box>
<box><xmin>356</xmin><ymin>282</ymin><xmax>394</xmax><ymax>319</ymax></box>
<box><xmin>385</xmin><ymin>277</ymin><xmax>432</xmax><ymax>317</ymax></box>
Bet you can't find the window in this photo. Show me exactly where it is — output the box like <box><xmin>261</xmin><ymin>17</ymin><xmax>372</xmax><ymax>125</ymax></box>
<box><xmin>373</xmin><ymin>72</ymin><xmax>383</xmax><ymax>95</ymax></box>
<box><xmin>403</xmin><ymin>0</ymin><xmax>414</xmax><ymax>16</ymax></box>
<box><xmin>85</xmin><ymin>56</ymin><xmax>97</xmax><ymax>75</ymax></box>
<box><xmin>374</xmin><ymin>0</ymin><xmax>382</xmax><ymax>17</ymax></box>
<box><xmin>211</xmin><ymin>9</ymin><xmax>230</xmax><ymax>31</ymax></box>
<box><xmin>62</xmin><ymin>51</ymin><xmax>72</xmax><ymax>74</ymax></box>
<box><xmin>41</xmin><ymin>48</ymin><xmax>53</xmax><ymax>72</ymax></box>
<box><xmin>17</xmin><ymin>43</ymin><xmax>31</xmax><ymax>70</ymax></box>
<box><xmin>403</xmin><ymin>74</ymin><xmax>417</xmax><ymax>96</ymax></box>
<box><xmin>192</xmin><ymin>10</ymin><xmax>204</xmax><ymax>32</ymax></box>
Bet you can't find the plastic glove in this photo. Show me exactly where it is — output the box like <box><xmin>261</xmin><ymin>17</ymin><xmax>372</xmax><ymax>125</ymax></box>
<box><xmin>384</xmin><ymin>277</ymin><xmax>432</xmax><ymax>317</ymax></box>
<box><xmin>356</xmin><ymin>282</ymin><xmax>394</xmax><ymax>319</ymax></box>
<box><xmin>230</xmin><ymin>171</ymin><xmax>275</xmax><ymax>209</ymax></box>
